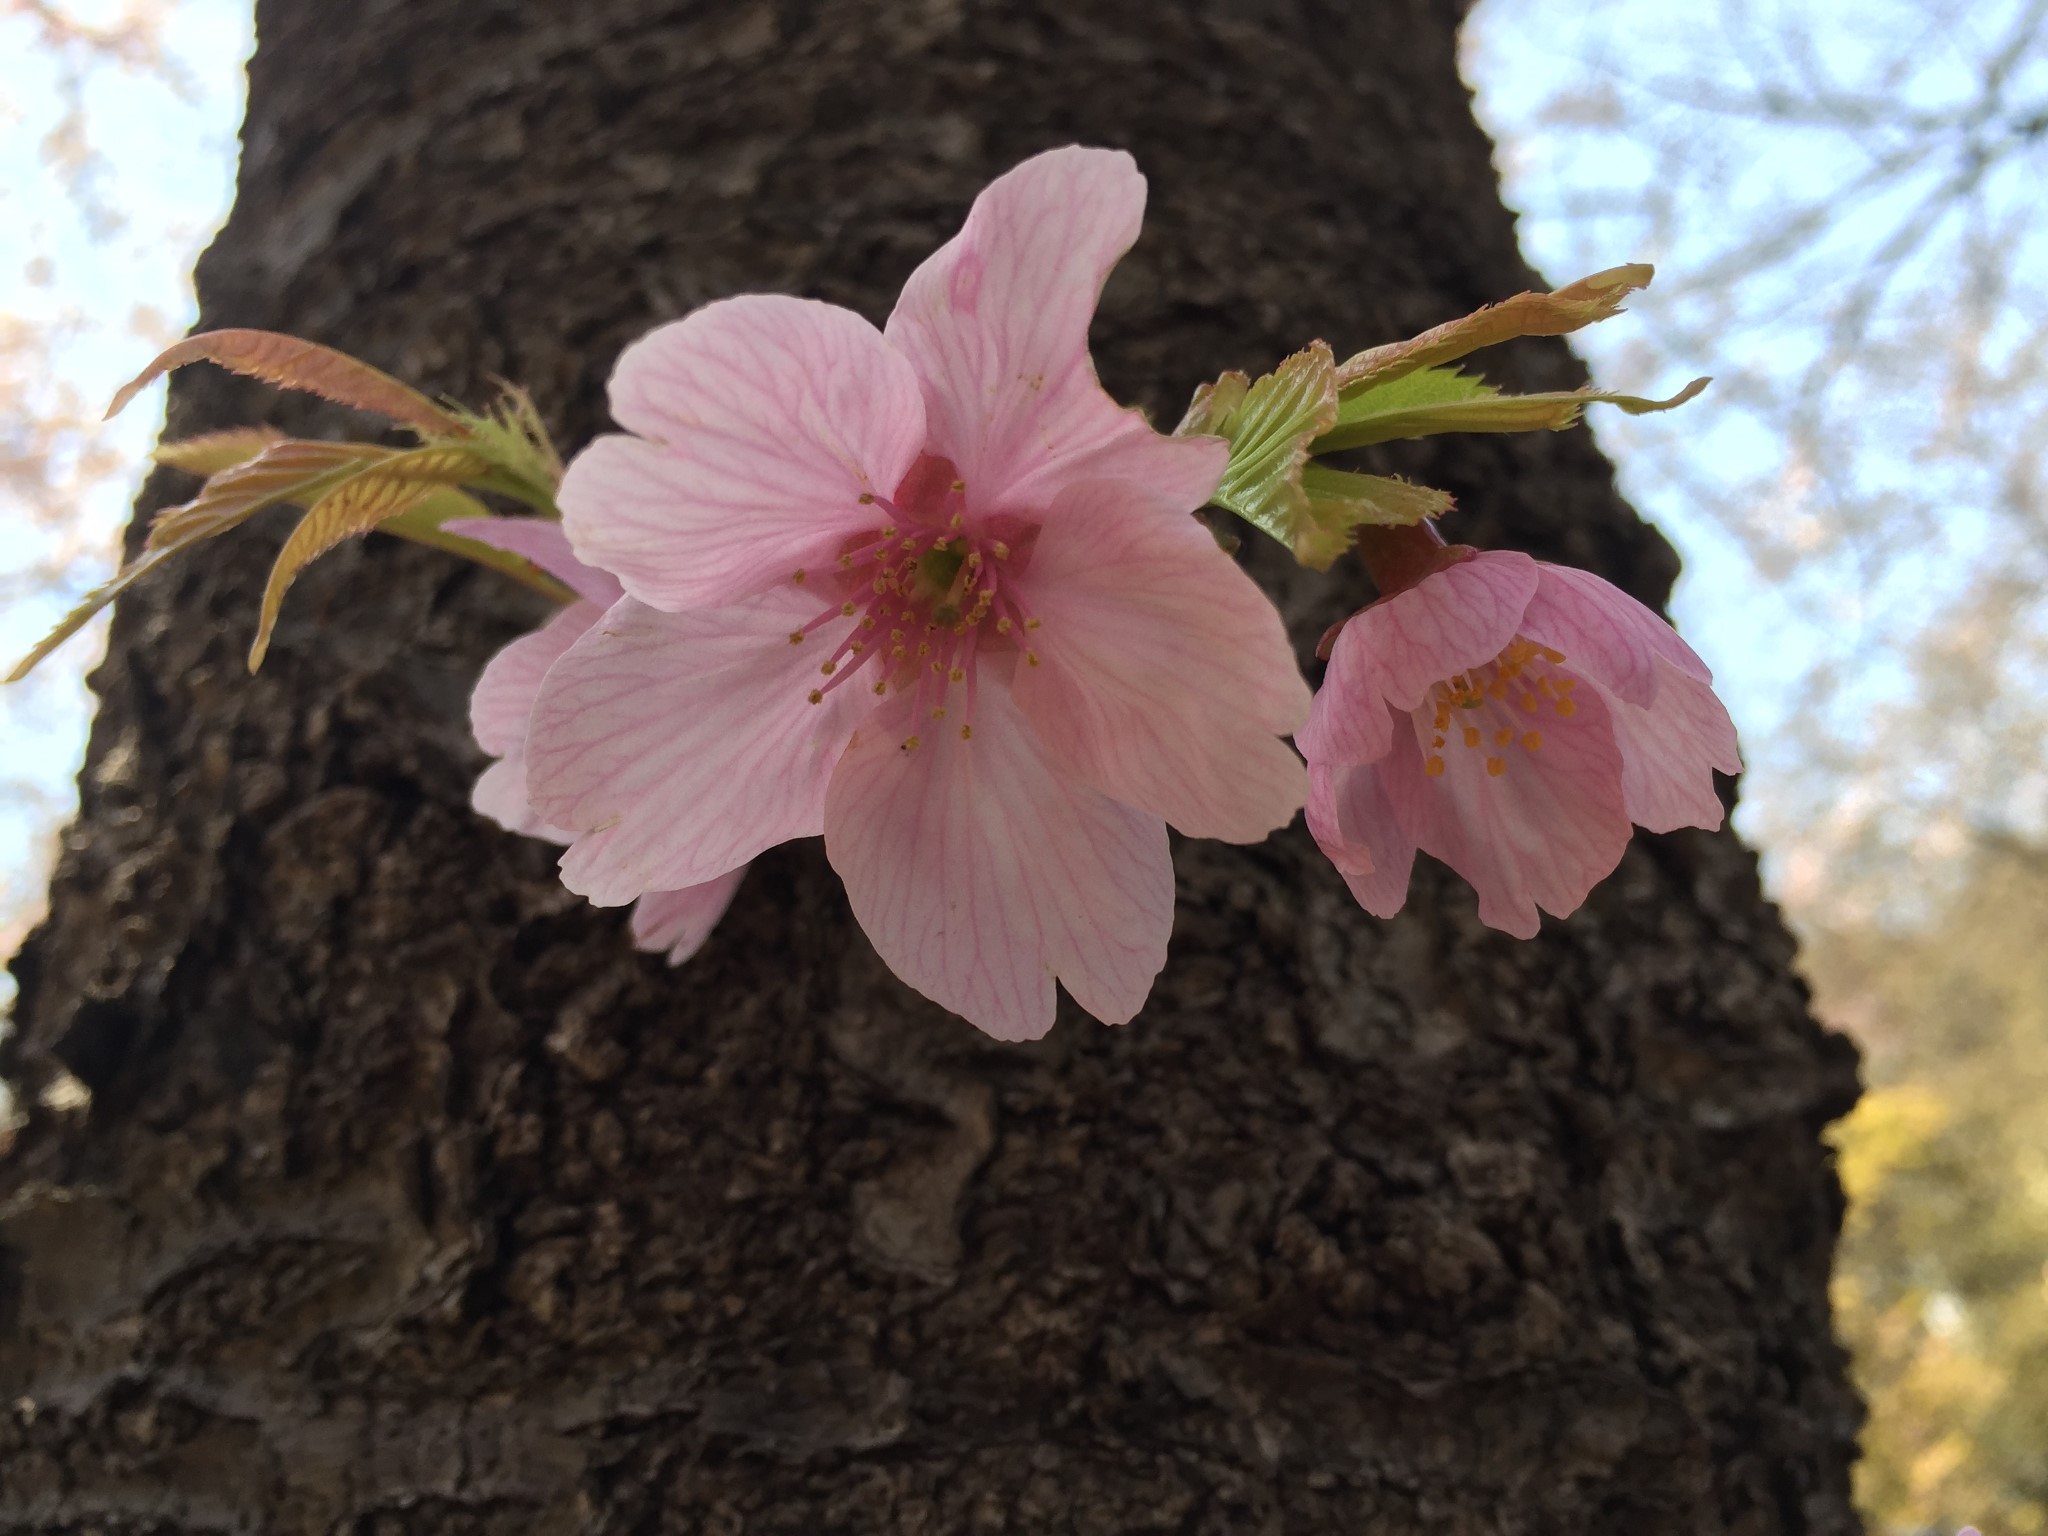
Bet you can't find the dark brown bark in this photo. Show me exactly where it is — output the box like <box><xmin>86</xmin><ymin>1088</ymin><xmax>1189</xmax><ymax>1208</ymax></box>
<box><xmin>0</xmin><ymin>1</ymin><xmax>1863</xmax><ymax>1530</ymax></box>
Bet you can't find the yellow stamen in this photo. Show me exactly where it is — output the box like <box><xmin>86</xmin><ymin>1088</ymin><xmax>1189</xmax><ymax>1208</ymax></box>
<box><xmin>1487</xmin><ymin>757</ymin><xmax>1506</xmax><ymax>777</ymax></box>
<box><xmin>1425</xmin><ymin>755</ymin><xmax>1446</xmax><ymax>778</ymax></box>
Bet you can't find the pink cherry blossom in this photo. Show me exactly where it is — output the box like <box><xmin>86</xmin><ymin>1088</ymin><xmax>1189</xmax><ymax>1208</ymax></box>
<box><xmin>1297</xmin><ymin>535</ymin><xmax>1740</xmax><ymax>938</ymax></box>
<box><xmin>451</xmin><ymin>516</ymin><xmax>745</xmax><ymax>966</ymax></box>
<box><xmin>526</xmin><ymin>146</ymin><xmax>1312</xmax><ymax>1040</ymax></box>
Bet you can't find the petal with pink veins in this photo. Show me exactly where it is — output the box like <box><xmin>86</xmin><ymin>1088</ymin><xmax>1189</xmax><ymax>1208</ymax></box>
<box><xmin>1387</xmin><ymin>684</ymin><xmax>1632</xmax><ymax>938</ymax></box>
<box><xmin>1298</xmin><ymin>551</ymin><xmax>1537</xmax><ymax>766</ymax></box>
<box><xmin>470</xmin><ymin>601</ymin><xmax>601</xmax><ymax>841</ymax></box>
<box><xmin>1010</xmin><ymin>480</ymin><xmax>1309</xmax><ymax>842</ymax></box>
<box><xmin>528</xmin><ymin>587</ymin><xmax>872</xmax><ymax>905</ymax></box>
<box><xmin>630</xmin><ymin>869</ymin><xmax>748</xmax><ymax>965</ymax></box>
<box><xmin>562</xmin><ymin>296</ymin><xmax>927</xmax><ymax>611</ymax></box>
<box><xmin>1518</xmin><ymin>562</ymin><xmax>1711</xmax><ymax>706</ymax></box>
<box><xmin>824</xmin><ymin>685</ymin><xmax>1173</xmax><ymax>1042</ymax></box>
<box><xmin>442</xmin><ymin>517</ymin><xmax>623</xmax><ymax>607</ymax></box>
<box><xmin>884</xmin><ymin>146</ymin><xmax>1224</xmax><ymax>515</ymax></box>
<box><xmin>1602</xmin><ymin>659</ymin><xmax>1742</xmax><ymax>832</ymax></box>
<box><xmin>1306</xmin><ymin>755</ymin><xmax>1418</xmax><ymax>919</ymax></box>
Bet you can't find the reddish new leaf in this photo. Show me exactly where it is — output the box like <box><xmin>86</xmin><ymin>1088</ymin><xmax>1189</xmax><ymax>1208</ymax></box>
<box><xmin>106</xmin><ymin>330</ymin><xmax>463</xmax><ymax>437</ymax></box>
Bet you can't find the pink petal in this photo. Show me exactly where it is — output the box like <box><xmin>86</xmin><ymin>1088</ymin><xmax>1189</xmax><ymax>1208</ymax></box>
<box><xmin>1386</xmin><ymin>681</ymin><xmax>1632</xmax><ymax>938</ymax></box>
<box><xmin>441</xmin><ymin>517</ymin><xmax>623</xmax><ymax>607</ymax></box>
<box><xmin>1603</xmin><ymin>658</ymin><xmax>1742</xmax><ymax>832</ymax></box>
<box><xmin>469</xmin><ymin>602</ymin><xmax>601</xmax><ymax>841</ymax></box>
<box><xmin>561</xmin><ymin>296</ymin><xmax>927</xmax><ymax>611</ymax></box>
<box><xmin>884</xmin><ymin>146</ymin><xmax>1224</xmax><ymax>515</ymax></box>
<box><xmin>1517</xmin><ymin>562</ymin><xmax>1709</xmax><ymax>707</ymax></box>
<box><xmin>823</xmin><ymin>684</ymin><xmax>1173</xmax><ymax>1042</ymax></box>
<box><xmin>1009</xmin><ymin>480</ymin><xmax>1310</xmax><ymax>842</ymax></box>
<box><xmin>630</xmin><ymin>869</ymin><xmax>747</xmax><ymax>965</ymax></box>
<box><xmin>527</xmin><ymin>588</ymin><xmax>873</xmax><ymax>905</ymax></box>
<box><xmin>1306</xmin><ymin>756</ymin><xmax>1418</xmax><ymax>919</ymax></box>
<box><xmin>1297</xmin><ymin>551</ymin><xmax>1537</xmax><ymax>766</ymax></box>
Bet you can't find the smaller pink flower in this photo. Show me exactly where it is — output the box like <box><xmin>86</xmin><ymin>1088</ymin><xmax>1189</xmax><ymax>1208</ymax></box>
<box><xmin>1296</xmin><ymin>538</ymin><xmax>1741</xmax><ymax>938</ymax></box>
<box><xmin>451</xmin><ymin>517</ymin><xmax>744</xmax><ymax>966</ymax></box>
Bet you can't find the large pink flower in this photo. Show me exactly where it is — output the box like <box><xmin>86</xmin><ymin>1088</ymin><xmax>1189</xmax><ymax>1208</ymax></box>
<box><xmin>526</xmin><ymin>146</ymin><xmax>1312</xmax><ymax>1040</ymax></box>
<box><xmin>1297</xmin><ymin>540</ymin><xmax>1740</xmax><ymax>938</ymax></box>
<box><xmin>453</xmin><ymin>516</ymin><xmax>745</xmax><ymax>966</ymax></box>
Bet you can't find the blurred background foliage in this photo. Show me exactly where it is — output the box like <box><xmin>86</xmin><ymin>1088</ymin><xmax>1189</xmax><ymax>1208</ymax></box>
<box><xmin>1</xmin><ymin>1</ymin><xmax>2042</xmax><ymax>1529</ymax></box>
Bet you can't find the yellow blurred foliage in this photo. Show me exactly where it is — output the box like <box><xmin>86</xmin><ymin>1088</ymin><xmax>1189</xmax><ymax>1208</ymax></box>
<box><xmin>1815</xmin><ymin>841</ymin><xmax>2048</xmax><ymax>1535</ymax></box>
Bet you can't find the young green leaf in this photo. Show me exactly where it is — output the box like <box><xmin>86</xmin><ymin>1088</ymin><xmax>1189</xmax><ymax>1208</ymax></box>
<box><xmin>244</xmin><ymin>445</ymin><xmax>503</xmax><ymax>670</ymax></box>
<box><xmin>146</xmin><ymin>440</ymin><xmax>392</xmax><ymax>550</ymax></box>
<box><xmin>1336</xmin><ymin>263</ymin><xmax>1656</xmax><ymax>394</ymax></box>
<box><xmin>1312</xmin><ymin>369</ymin><xmax>1709</xmax><ymax>452</ymax></box>
<box><xmin>8</xmin><ymin>439</ymin><xmax>390</xmax><ymax>683</ymax></box>
<box><xmin>1176</xmin><ymin>342</ymin><xmax>1351</xmax><ymax>565</ymax></box>
<box><xmin>151</xmin><ymin>426</ymin><xmax>286</xmax><ymax>477</ymax></box>
<box><xmin>1294</xmin><ymin>466</ymin><xmax>1454</xmax><ymax>568</ymax></box>
<box><xmin>106</xmin><ymin>330</ymin><xmax>464</xmax><ymax>438</ymax></box>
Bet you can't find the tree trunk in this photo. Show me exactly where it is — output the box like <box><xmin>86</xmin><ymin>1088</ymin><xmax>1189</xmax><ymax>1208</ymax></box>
<box><xmin>0</xmin><ymin>1</ymin><xmax>1864</xmax><ymax>1530</ymax></box>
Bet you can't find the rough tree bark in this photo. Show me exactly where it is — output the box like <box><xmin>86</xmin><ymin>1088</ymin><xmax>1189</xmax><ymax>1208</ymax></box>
<box><xmin>0</xmin><ymin>1</ymin><xmax>1865</xmax><ymax>1530</ymax></box>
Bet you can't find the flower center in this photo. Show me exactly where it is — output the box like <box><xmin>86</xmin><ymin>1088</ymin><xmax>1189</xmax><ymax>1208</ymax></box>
<box><xmin>1420</xmin><ymin>636</ymin><xmax>1577</xmax><ymax>779</ymax></box>
<box><xmin>785</xmin><ymin>457</ymin><xmax>1040</xmax><ymax>749</ymax></box>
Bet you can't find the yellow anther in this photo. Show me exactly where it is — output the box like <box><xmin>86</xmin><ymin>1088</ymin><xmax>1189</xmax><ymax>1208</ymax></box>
<box><xmin>995</xmin><ymin>616</ymin><xmax>1013</xmax><ymax>634</ymax></box>
<box><xmin>859</xmin><ymin>492</ymin><xmax>875</xmax><ymax>504</ymax></box>
<box><xmin>1024</xmin><ymin>616</ymin><xmax>1041</xmax><ymax>631</ymax></box>
<box><xmin>788</xmin><ymin>631</ymin><xmax>805</xmax><ymax>645</ymax></box>
<box><xmin>872</xmin><ymin>680</ymin><xmax>888</xmax><ymax>695</ymax></box>
<box><xmin>959</xmin><ymin>724</ymin><xmax>973</xmax><ymax>740</ymax></box>
<box><xmin>1554</xmin><ymin>698</ymin><xmax>1577</xmax><ymax>718</ymax></box>
<box><xmin>1521</xmin><ymin>694</ymin><xmax>1539</xmax><ymax>713</ymax></box>
<box><xmin>1495</xmin><ymin>727</ymin><xmax>1515</xmax><ymax>746</ymax></box>
<box><xmin>1425</xmin><ymin>755</ymin><xmax>1446</xmax><ymax>778</ymax></box>
<box><xmin>902</xmin><ymin>735</ymin><xmax>921</xmax><ymax>752</ymax></box>
<box><xmin>1541</xmin><ymin>646</ymin><xmax>1566</xmax><ymax>664</ymax></box>
<box><xmin>1432</xmin><ymin>735</ymin><xmax>1446</xmax><ymax>750</ymax></box>
<box><xmin>1522</xmin><ymin>731</ymin><xmax>1543</xmax><ymax>751</ymax></box>
<box><xmin>820</xmin><ymin>660</ymin><xmax>837</xmax><ymax>676</ymax></box>
<box><xmin>1463</xmin><ymin>727</ymin><xmax>1481</xmax><ymax>748</ymax></box>
<box><xmin>950</xmin><ymin>479</ymin><xmax>965</xmax><ymax>492</ymax></box>
<box><xmin>931</xmin><ymin>706</ymin><xmax>947</xmax><ymax>720</ymax></box>
<box><xmin>840</xmin><ymin>601</ymin><xmax>856</xmax><ymax>616</ymax></box>
<box><xmin>931</xmin><ymin>659</ymin><xmax>944</xmax><ymax>673</ymax></box>
<box><xmin>807</xmin><ymin>688</ymin><xmax>823</xmax><ymax>705</ymax></box>
<box><xmin>1025</xmin><ymin>650</ymin><xmax>1041</xmax><ymax>667</ymax></box>
<box><xmin>840</xmin><ymin>554</ymin><xmax>856</xmax><ymax>569</ymax></box>
<box><xmin>879</xmin><ymin>525</ymin><xmax>897</xmax><ymax>538</ymax></box>
<box><xmin>850</xmin><ymin>641</ymin><xmax>866</xmax><ymax>654</ymax></box>
<box><xmin>792</xmin><ymin>568</ymin><xmax>807</xmax><ymax>584</ymax></box>
<box><xmin>1556</xmin><ymin>676</ymin><xmax>1578</xmax><ymax>693</ymax></box>
<box><xmin>992</xmin><ymin>541</ymin><xmax>1010</xmax><ymax>560</ymax></box>
<box><xmin>861</xmin><ymin>615</ymin><xmax>876</xmax><ymax>629</ymax></box>
<box><xmin>948</xmin><ymin>667</ymin><xmax>965</xmax><ymax>682</ymax></box>
<box><xmin>1487</xmin><ymin>757</ymin><xmax>1507</xmax><ymax>777</ymax></box>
